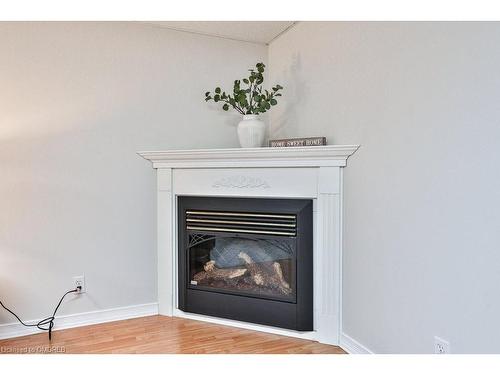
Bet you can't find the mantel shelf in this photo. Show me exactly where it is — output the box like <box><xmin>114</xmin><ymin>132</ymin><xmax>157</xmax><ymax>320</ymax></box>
<box><xmin>137</xmin><ymin>145</ymin><xmax>359</xmax><ymax>169</ymax></box>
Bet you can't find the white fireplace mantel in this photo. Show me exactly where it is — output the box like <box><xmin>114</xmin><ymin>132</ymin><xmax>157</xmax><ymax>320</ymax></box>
<box><xmin>138</xmin><ymin>145</ymin><xmax>359</xmax><ymax>346</ymax></box>
<box><xmin>138</xmin><ymin>145</ymin><xmax>359</xmax><ymax>169</ymax></box>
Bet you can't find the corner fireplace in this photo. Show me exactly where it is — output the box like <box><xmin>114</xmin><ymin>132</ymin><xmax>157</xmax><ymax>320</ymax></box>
<box><xmin>178</xmin><ymin>196</ymin><xmax>313</xmax><ymax>331</ymax></box>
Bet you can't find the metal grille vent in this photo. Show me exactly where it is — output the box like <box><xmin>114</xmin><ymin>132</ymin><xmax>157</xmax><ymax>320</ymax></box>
<box><xmin>186</xmin><ymin>210</ymin><xmax>297</xmax><ymax>237</ymax></box>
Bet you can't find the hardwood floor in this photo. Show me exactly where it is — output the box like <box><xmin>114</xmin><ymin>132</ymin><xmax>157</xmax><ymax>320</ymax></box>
<box><xmin>0</xmin><ymin>315</ymin><xmax>345</xmax><ymax>354</ymax></box>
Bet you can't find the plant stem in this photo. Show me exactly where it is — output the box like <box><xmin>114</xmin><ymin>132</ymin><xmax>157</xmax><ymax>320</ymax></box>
<box><xmin>225</xmin><ymin>99</ymin><xmax>244</xmax><ymax>115</ymax></box>
<box><xmin>248</xmin><ymin>81</ymin><xmax>254</xmax><ymax>114</ymax></box>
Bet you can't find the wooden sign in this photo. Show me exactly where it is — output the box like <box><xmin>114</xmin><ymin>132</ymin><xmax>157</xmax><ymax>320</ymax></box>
<box><xmin>269</xmin><ymin>137</ymin><xmax>327</xmax><ymax>147</ymax></box>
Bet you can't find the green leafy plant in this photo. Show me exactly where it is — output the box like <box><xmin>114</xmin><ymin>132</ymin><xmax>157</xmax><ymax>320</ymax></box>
<box><xmin>205</xmin><ymin>62</ymin><xmax>283</xmax><ymax>115</ymax></box>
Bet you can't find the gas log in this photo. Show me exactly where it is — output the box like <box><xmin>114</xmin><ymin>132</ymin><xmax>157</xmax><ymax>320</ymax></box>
<box><xmin>192</xmin><ymin>253</ymin><xmax>292</xmax><ymax>296</ymax></box>
<box><xmin>238</xmin><ymin>251</ymin><xmax>292</xmax><ymax>295</ymax></box>
<box><xmin>193</xmin><ymin>260</ymin><xmax>247</xmax><ymax>282</ymax></box>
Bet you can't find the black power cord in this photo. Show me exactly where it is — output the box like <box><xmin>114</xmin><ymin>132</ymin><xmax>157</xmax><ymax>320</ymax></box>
<box><xmin>0</xmin><ymin>286</ymin><xmax>81</xmax><ymax>340</ymax></box>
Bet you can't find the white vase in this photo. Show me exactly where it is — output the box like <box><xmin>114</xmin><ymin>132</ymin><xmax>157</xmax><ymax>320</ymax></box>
<box><xmin>237</xmin><ymin>115</ymin><xmax>266</xmax><ymax>148</ymax></box>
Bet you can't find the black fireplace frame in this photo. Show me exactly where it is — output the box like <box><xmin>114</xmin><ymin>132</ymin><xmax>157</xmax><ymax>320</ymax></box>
<box><xmin>177</xmin><ymin>196</ymin><xmax>313</xmax><ymax>331</ymax></box>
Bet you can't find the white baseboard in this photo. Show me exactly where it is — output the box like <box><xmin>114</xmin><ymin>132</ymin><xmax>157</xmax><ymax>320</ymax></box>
<box><xmin>0</xmin><ymin>302</ymin><xmax>159</xmax><ymax>340</ymax></box>
<box><xmin>340</xmin><ymin>332</ymin><xmax>374</xmax><ymax>354</ymax></box>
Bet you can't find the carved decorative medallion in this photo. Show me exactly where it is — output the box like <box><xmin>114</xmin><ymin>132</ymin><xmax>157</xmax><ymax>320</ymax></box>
<box><xmin>212</xmin><ymin>176</ymin><xmax>270</xmax><ymax>189</ymax></box>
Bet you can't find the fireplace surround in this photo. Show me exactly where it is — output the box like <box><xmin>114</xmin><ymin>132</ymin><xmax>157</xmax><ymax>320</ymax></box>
<box><xmin>139</xmin><ymin>145</ymin><xmax>358</xmax><ymax>345</ymax></box>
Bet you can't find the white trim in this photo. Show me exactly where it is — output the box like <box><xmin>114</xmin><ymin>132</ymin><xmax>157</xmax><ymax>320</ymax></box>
<box><xmin>315</xmin><ymin>167</ymin><xmax>342</xmax><ymax>345</ymax></box>
<box><xmin>339</xmin><ymin>168</ymin><xmax>344</xmax><ymax>344</ymax></box>
<box><xmin>157</xmin><ymin>168</ymin><xmax>173</xmax><ymax>316</ymax></box>
<box><xmin>340</xmin><ymin>333</ymin><xmax>374</xmax><ymax>354</ymax></box>
<box><xmin>0</xmin><ymin>303</ymin><xmax>158</xmax><ymax>340</ymax></box>
<box><xmin>173</xmin><ymin>308</ymin><xmax>317</xmax><ymax>341</ymax></box>
<box><xmin>138</xmin><ymin>145</ymin><xmax>360</xmax><ymax>169</ymax></box>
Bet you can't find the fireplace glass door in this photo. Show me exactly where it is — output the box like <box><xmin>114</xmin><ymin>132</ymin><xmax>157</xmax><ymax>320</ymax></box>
<box><xmin>187</xmin><ymin>234</ymin><xmax>296</xmax><ymax>302</ymax></box>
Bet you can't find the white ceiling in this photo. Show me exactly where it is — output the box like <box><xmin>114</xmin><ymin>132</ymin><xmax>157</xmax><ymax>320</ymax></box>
<box><xmin>145</xmin><ymin>21</ymin><xmax>296</xmax><ymax>45</ymax></box>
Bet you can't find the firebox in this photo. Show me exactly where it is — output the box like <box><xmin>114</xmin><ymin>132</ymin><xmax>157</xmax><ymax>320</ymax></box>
<box><xmin>177</xmin><ymin>196</ymin><xmax>313</xmax><ymax>331</ymax></box>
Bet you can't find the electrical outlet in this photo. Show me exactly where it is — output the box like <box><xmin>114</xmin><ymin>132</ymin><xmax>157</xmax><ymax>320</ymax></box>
<box><xmin>434</xmin><ymin>336</ymin><xmax>451</xmax><ymax>354</ymax></box>
<box><xmin>73</xmin><ymin>275</ymin><xmax>85</xmax><ymax>293</ymax></box>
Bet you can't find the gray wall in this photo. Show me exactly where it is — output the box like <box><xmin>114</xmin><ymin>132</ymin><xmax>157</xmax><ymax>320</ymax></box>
<box><xmin>0</xmin><ymin>22</ymin><xmax>266</xmax><ymax>322</ymax></box>
<box><xmin>269</xmin><ymin>22</ymin><xmax>500</xmax><ymax>353</ymax></box>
